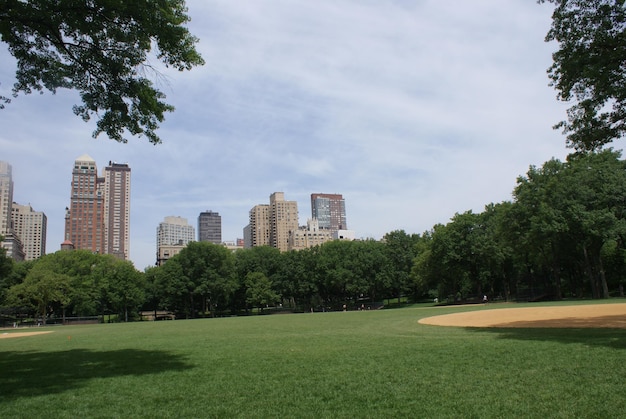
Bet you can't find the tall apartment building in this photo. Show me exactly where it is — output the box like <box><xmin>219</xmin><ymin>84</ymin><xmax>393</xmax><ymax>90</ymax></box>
<box><xmin>11</xmin><ymin>203</ymin><xmax>47</xmax><ymax>260</ymax></box>
<box><xmin>198</xmin><ymin>210</ymin><xmax>222</xmax><ymax>244</ymax></box>
<box><xmin>64</xmin><ymin>155</ymin><xmax>131</xmax><ymax>259</ymax></box>
<box><xmin>246</xmin><ymin>204</ymin><xmax>270</xmax><ymax>248</ymax></box>
<box><xmin>0</xmin><ymin>161</ymin><xmax>13</xmax><ymax>236</ymax></box>
<box><xmin>103</xmin><ymin>162</ymin><xmax>131</xmax><ymax>260</ymax></box>
<box><xmin>244</xmin><ymin>192</ymin><xmax>299</xmax><ymax>251</ymax></box>
<box><xmin>0</xmin><ymin>161</ymin><xmax>25</xmax><ymax>260</ymax></box>
<box><xmin>311</xmin><ymin>193</ymin><xmax>347</xmax><ymax>231</ymax></box>
<box><xmin>156</xmin><ymin>216</ymin><xmax>195</xmax><ymax>265</ymax></box>
<box><xmin>270</xmin><ymin>192</ymin><xmax>299</xmax><ymax>251</ymax></box>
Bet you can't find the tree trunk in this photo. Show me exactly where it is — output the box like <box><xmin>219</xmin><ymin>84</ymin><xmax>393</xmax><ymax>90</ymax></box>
<box><xmin>550</xmin><ymin>243</ymin><xmax>562</xmax><ymax>300</ymax></box>
<box><xmin>597</xmin><ymin>255</ymin><xmax>609</xmax><ymax>299</ymax></box>
<box><xmin>583</xmin><ymin>245</ymin><xmax>599</xmax><ymax>298</ymax></box>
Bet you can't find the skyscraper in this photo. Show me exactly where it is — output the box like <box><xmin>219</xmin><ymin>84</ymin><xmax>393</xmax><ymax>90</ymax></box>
<box><xmin>64</xmin><ymin>154</ymin><xmax>103</xmax><ymax>254</ymax></box>
<box><xmin>198</xmin><ymin>210</ymin><xmax>222</xmax><ymax>244</ymax></box>
<box><xmin>157</xmin><ymin>216</ymin><xmax>195</xmax><ymax>247</ymax></box>
<box><xmin>64</xmin><ymin>155</ymin><xmax>131</xmax><ymax>259</ymax></box>
<box><xmin>244</xmin><ymin>192</ymin><xmax>299</xmax><ymax>251</ymax></box>
<box><xmin>0</xmin><ymin>161</ymin><xmax>13</xmax><ymax>236</ymax></box>
<box><xmin>11</xmin><ymin>203</ymin><xmax>47</xmax><ymax>260</ymax></box>
<box><xmin>311</xmin><ymin>193</ymin><xmax>347</xmax><ymax>231</ymax></box>
<box><xmin>0</xmin><ymin>161</ymin><xmax>25</xmax><ymax>261</ymax></box>
<box><xmin>270</xmin><ymin>192</ymin><xmax>299</xmax><ymax>252</ymax></box>
<box><xmin>246</xmin><ymin>204</ymin><xmax>270</xmax><ymax>248</ymax></box>
<box><xmin>103</xmin><ymin>162</ymin><xmax>131</xmax><ymax>260</ymax></box>
<box><xmin>156</xmin><ymin>216</ymin><xmax>195</xmax><ymax>265</ymax></box>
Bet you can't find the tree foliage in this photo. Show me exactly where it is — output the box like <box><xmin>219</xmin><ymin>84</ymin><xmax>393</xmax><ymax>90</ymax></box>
<box><xmin>3</xmin><ymin>150</ymin><xmax>626</xmax><ymax>322</ymax></box>
<box><xmin>0</xmin><ymin>0</ymin><xmax>204</xmax><ymax>144</ymax></box>
<box><xmin>4</xmin><ymin>250</ymin><xmax>144</xmax><ymax>321</ymax></box>
<box><xmin>540</xmin><ymin>0</ymin><xmax>626</xmax><ymax>150</ymax></box>
<box><xmin>174</xmin><ymin>242</ymin><xmax>237</xmax><ymax>317</ymax></box>
<box><xmin>245</xmin><ymin>272</ymin><xmax>279</xmax><ymax>311</ymax></box>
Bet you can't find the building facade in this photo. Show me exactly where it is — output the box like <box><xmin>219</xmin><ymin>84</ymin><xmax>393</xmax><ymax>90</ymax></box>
<box><xmin>270</xmin><ymin>192</ymin><xmax>299</xmax><ymax>251</ymax></box>
<box><xmin>156</xmin><ymin>216</ymin><xmax>195</xmax><ymax>265</ymax></box>
<box><xmin>11</xmin><ymin>203</ymin><xmax>47</xmax><ymax>260</ymax></box>
<box><xmin>198</xmin><ymin>210</ymin><xmax>222</xmax><ymax>244</ymax></box>
<box><xmin>288</xmin><ymin>218</ymin><xmax>333</xmax><ymax>251</ymax></box>
<box><xmin>103</xmin><ymin>162</ymin><xmax>131</xmax><ymax>260</ymax></box>
<box><xmin>244</xmin><ymin>192</ymin><xmax>299</xmax><ymax>251</ymax></box>
<box><xmin>0</xmin><ymin>161</ymin><xmax>25</xmax><ymax>260</ymax></box>
<box><xmin>64</xmin><ymin>155</ymin><xmax>131</xmax><ymax>259</ymax></box>
<box><xmin>0</xmin><ymin>161</ymin><xmax>13</xmax><ymax>236</ymax></box>
<box><xmin>246</xmin><ymin>204</ymin><xmax>270</xmax><ymax>248</ymax></box>
<box><xmin>311</xmin><ymin>193</ymin><xmax>347</xmax><ymax>231</ymax></box>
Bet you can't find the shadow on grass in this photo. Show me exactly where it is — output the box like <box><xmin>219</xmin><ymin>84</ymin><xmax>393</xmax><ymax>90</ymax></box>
<box><xmin>474</xmin><ymin>326</ymin><xmax>626</xmax><ymax>350</ymax></box>
<box><xmin>0</xmin><ymin>349</ymin><xmax>193</xmax><ymax>401</ymax></box>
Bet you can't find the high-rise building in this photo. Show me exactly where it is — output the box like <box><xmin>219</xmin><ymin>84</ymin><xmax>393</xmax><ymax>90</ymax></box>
<box><xmin>270</xmin><ymin>192</ymin><xmax>299</xmax><ymax>252</ymax></box>
<box><xmin>0</xmin><ymin>161</ymin><xmax>25</xmax><ymax>260</ymax></box>
<box><xmin>64</xmin><ymin>155</ymin><xmax>131</xmax><ymax>259</ymax></box>
<box><xmin>64</xmin><ymin>154</ymin><xmax>103</xmax><ymax>254</ymax></box>
<box><xmin>0</xmin><ymin>161</ymin><xmax>13</xmax><ymax>236</ymax></box>
<box><xmin>156</xmin><ymin>216</ymin><xmax>195</xmax><ymax>266</ymax></box>
<box><xmin>244</xmin><ymin>192</ymin><xmax>299</xmax><ymax>251</ymax></box>
<box><xmin>246</xmin><ymin>204</ymin><xmax>270</xmax><ymax>248</ymax></box>
<box><xmin>103</xmin><ymin>162</ymin><xmax>131</xmax><ymax>260</ymax></box>
<box><xmin>198</xmin><ymin>210</ymin><xmax>222</xmax><ymax>244</ymax></box>
<box><xmin>11</xmin><ymin>203</ymin><xmax>47</xmax><ymax>260</ymax></box>
<box><xmin>311</xmin><ymin>193</ymin><xmax>347</xmax><ymax>231</ymax></box>
<box><xmin>157</xmin><ymin>216</ymin><xmax>195</xmax><ymax>246</ymax></box>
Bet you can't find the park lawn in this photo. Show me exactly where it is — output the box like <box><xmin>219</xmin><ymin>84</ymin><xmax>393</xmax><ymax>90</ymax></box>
<box><xmin>1</xmin><ymin>303</ymin><xmax>625</xmax><ymax>418</ymax></box>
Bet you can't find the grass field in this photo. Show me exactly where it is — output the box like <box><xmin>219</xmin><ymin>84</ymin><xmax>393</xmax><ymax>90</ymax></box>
<box><xmin>1</xmin><ymin>302</ymin><xmax>625</xmax><ymax>418</ymax></box>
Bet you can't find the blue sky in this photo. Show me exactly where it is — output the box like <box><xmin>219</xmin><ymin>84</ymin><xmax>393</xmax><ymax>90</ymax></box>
<box><xmin>0</xmin><ymin>1</ymin><xmax>590</xmax><ymax>270</ymax></box>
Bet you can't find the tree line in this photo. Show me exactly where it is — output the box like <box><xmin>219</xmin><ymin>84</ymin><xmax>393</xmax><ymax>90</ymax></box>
<box><xmin>1</xmin><ymin>150</ymin><xmax>626</xmax><ymax>322</ymax></box>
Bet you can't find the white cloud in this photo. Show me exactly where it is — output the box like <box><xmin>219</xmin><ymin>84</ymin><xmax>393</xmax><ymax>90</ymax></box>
<box><xmin>0</xmin><ymin>0</ymin><xmax>590</xmax><ymax>269</ymax></box>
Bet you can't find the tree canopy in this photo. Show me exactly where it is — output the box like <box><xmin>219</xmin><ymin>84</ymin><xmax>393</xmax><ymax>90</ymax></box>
<box><xmin>540</xmin><ymin>0</ymin><xmax>626</xmax><ymax>150</ymax></box>
<box><xmin>3</xmin><ymin>148</ymin><xmax>626</xmax><ymax>323</ymax></box>
<box><xmin>0</xmin><ymin>0</ymin><xmax>204</xmax><ymax>144</ymax></box>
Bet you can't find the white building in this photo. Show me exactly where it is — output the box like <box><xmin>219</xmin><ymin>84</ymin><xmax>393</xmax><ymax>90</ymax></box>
<box><xmin>11</xmin><ymin>203</ymin><xmax>47</xmax><ymax>260</ymax></box>
<box><xmin>156</xmin><ymin>216</ymin><xmax>195</xmax><ymax>265</ymax></box>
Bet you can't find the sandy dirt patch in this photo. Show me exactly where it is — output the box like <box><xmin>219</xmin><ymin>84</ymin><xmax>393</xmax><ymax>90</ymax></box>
<box><xmin>418</xmin><ymin>303</ymin><xmax>626</xmax><ymax>328</ymax></box>
<box><xmin>0</xmin><ymin>331</ymin><xmax>54</xmax><ymax>339</ymax></box>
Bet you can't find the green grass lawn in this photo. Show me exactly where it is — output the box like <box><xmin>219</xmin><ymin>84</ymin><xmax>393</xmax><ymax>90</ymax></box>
<box><xmin>1</xmin><ymin>302</ymin><xmax>625</xmax><ymax>418</ymax></box>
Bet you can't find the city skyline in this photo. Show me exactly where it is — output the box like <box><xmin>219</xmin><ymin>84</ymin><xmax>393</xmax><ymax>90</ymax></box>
<box><xmin>2</xmin><ymin>157</ymin><xmax>354</xmax><ymax>264</ymax></box>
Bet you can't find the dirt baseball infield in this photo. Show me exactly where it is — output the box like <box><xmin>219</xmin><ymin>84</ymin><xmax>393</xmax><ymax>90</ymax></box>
<box><xmin>418</xmin><ymin>303</ymin><xmax>626</xmax><ymax>328</ymax></box>
<box><xmin>0</xmin><ymin>331</ymin><xmax>53</xmax><ymax>339</ymax></box>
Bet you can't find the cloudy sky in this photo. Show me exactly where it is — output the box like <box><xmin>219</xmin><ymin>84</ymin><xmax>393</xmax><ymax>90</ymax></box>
<box><xmin>1</xmin><ymin>1</ymin><xmax>590</xmax><ymax>269</ymax></box>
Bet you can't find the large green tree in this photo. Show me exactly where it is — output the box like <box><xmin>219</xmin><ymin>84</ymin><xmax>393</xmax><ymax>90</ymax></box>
<box><xmin>98</xmin><ymin>256</ymin><xmax>145</xmax><ymax>322</ymax></box>
<box><xmin>0</xmin><ymin>238</ymin><xmax>15</xmax><ymax>304</ymax></box>
<box><xmin>176</xmin><ymin>242</ymin><xmax>237</xmax><ymax>317</ymax></box>
<box><xmin>244</xmin><ymin>271</ymin><xmax>279</xmax><ymax>312</ymax></box>
<box><xmin>0</xmin><ymin>0</ymin><xmax>204</xmax><ymax>144</ymax></box>
<box><xmin>382</xmin><ymin>230</ymin><xmax>420</xmax><ymax>303</ymax></box>
<box><xmin>514</xmin><ymin>150</ymin><xmax>626</xmax><ymax>298</ymax></box>
<box><xmin>540</xmin><ymin>0</ymin><xmax>626</xmax><ymax>150</ymax></box>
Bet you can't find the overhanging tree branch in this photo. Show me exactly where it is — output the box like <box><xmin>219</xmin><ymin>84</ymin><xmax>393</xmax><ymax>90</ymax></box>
<box><xmin>0</xmin><ymin>0</ymin><xmax>204</xmax><ymax>144</ymax></box>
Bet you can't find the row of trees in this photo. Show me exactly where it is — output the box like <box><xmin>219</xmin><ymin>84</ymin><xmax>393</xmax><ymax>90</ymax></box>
<box><xmin>0</xmin><ymin>236</ymin><xmax>420</xmax><ymax>321</ymax></box>
<box><xmin>415</xmin><ymin>149</ymin><xmax>626</xmax><ymax>301</ymax></box>
<box><xmin>0</xmin><ymin>250</ymin><xmax>143</xmax><ymax>322</ymax></box>
<box><xmin>1</xmin><ymin>150</ymin><xmax>626</xmax><ymax>321</ymax></box>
